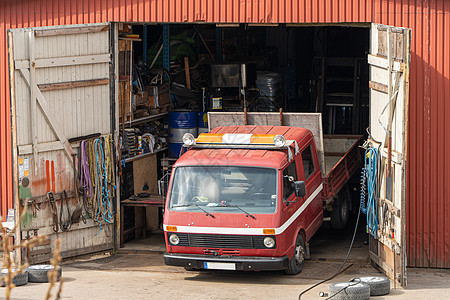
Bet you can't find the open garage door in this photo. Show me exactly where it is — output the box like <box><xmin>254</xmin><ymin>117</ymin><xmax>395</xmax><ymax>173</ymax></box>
<box><xmin>368</xmin><ymin>23</ymin><xmax>411</xmax><ymax>286</ymax></box>
<box><xmin>8</xmin><ymin>23</ymin><xmax>119</xmax><ymax>262</ymax></box>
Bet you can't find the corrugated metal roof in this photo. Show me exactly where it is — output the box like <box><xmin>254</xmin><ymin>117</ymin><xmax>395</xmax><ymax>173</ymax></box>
<box><xmin>0</xmin><ymin>0</ymin><xmax>448</xmax><ymax>268</ymax></box>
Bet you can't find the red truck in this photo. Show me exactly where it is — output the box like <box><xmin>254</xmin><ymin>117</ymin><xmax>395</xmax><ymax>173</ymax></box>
<box><xmin>163</xmin><ymin>118</ymin><xmax>361</xmax><ymax>274</ymax></box>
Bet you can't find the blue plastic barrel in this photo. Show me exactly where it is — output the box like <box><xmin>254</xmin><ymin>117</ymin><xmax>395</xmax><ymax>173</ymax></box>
<box><xmin>169</xmin><ymin>112</ymin><xmax>198</xmax><ymax>158</ymax></box>
<box><xmin>198</xmin><ymin>112</ymin><xmax>209</xmax><ymax>136</ymax></box>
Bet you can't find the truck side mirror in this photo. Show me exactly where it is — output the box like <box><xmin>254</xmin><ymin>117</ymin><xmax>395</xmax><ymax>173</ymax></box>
<box><xmin>294</xmin><ymin>181</ymin><xmax>306</xmax><ymax>198</ymax></box>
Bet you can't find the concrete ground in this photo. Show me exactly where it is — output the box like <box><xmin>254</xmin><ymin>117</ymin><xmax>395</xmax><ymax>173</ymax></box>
<box><xmin>4</xmin><ymin>222</ymin><xmax>450</xmax><ymax>299</ymax></box>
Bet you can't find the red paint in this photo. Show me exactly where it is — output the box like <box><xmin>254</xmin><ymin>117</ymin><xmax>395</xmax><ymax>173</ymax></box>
<box><xmin>51</xmin><ymin>161</ymin><xmax>55</xmax><ymax>193</ymax></box>
<box><xmin>164</xmin><ymin>126</ymin><xmax>353</xmax><ymax>271</ymax></box>
<box><xmin>0</xmin><ymin>0</ymin><xmax>447</xmax><ymax>268</ymax></box>
<box><xmin>46</xmin><ymin>160</ymin><xmax>50</xmax><ymax>192</ymax></box>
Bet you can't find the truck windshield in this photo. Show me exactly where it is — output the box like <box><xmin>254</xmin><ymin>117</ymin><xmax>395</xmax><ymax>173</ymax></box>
<box><xmin>169</xmin><ymin>166</ymin><xmax>277</xmax><ymax>214</ymax></box>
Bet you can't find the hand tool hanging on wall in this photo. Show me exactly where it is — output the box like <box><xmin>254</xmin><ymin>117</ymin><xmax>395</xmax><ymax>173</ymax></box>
<box><xmin>60</xmin><ymin>190</ymin><xmax>71</xmax><ymax>231</ymax></box>
<box><xmin>71</xmin><ymin>153</ymin><xmax>82</xmax><ymax>224</ymax></box>
<box><xmin>47</xmin><ymin>192</ymin><xmax>58</xmax><ymax>233</ymax></box>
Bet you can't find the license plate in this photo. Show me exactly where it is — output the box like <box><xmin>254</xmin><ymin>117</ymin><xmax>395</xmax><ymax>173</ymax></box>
<box><xmin>204</xmin><ymin>262</ymin><xmax>236</xmax><ymax>270</ymax></box>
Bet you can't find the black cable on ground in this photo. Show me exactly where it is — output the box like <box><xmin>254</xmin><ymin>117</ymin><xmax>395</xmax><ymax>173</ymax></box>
<box><xmin>298</xmin><ymin>205</ymin><xmax>362</xmax><ymax>300</ymax></box>
<box><xmin>326</xmin><ymin>278</ymin><xmax>362</xmax><ymax>300</ymax></box>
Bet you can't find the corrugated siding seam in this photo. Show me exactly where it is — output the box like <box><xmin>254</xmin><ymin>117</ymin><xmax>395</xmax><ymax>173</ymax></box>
<box><xmin>0</xmin><ymin>0</ymin><xmax>448</xmax><ymax>268</ymax></box>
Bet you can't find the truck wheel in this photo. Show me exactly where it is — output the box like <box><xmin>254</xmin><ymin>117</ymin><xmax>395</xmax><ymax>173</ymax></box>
<box><xmin>331</xmin><ymin>187</ymin><xmax>350</xmax><ymax>229</ymax></box>
<box><xmin>328</xmin><ymin>282</ymin><xmax>370</xmax><ymax>300</ymax></box>
<box><xmin>350</xmin><ymin>276</ymin><xmax>390</xmax><ymax>296</ymax></box>
<box><xmin>285</xmin><ymin>234</ymin><xmax>305</xmax><ymax>275</ymax></box>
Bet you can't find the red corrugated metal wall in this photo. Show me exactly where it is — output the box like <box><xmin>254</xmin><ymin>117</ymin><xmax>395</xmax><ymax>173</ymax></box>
<box><xmin>0</xmin><ymin>0</ymin><xmax>448</xmax><ymax>268</ymax></box>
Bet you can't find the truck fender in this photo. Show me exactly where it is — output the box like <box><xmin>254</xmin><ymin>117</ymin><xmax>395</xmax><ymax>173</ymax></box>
<box><xmin>287</xmin><ymin>227</ymin><xmax>306</xmax><ymax>259</ymax></box>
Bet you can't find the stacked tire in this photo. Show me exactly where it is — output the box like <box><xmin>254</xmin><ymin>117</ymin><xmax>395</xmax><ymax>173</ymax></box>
<box><xmin>350</xmin><ymin>276</ymin><xmax>390</xmax><ymax>296</ymax></box>
<box><xmin>328</xmin><ymin>276</ymin><xmax>390</xmax><ymax>299</ymax></box>
<box><xmin>1</xmin><ymin>265</ymin><xmax>62</xmax><ymax>288</ymax></box>
<box><xmin>1</xmin><ymin>269</ymin><xmax>29</xmax><ymax>287</ymax></box>
<box><xmin>27</xmin><ymin>265</ymin><xmax>62</xmax><ymax>283</ymax></box>
<box><xmin>328</xmin><ymin>282</ymin><xmax>371</xmax><ymax>300</ymax></box>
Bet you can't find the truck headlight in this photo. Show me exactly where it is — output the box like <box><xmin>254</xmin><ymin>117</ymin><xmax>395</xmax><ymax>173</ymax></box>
<box><xmin>169</xmin><ymin>234</ymin><xmax>180</xmax><ymax>245</ymax></box>
<box><xmin>183</xmin><ymin>133</ymin><xmax>195</xmax><ymax>146</ymax></box>
<box><xmin>263</xmin><ymin>237</ymin><xmax>275</xmax><ymax>248</ymax></box>
<box><xmin>273</xmin><ymin>135</ymin><xmax>286</xmax><ymax>147</ymax></box>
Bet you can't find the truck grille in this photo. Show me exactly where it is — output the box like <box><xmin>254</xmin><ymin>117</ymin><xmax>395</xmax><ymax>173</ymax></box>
<box><xmin>203</xmin><ymin>248</ymin><xmax>240</xmax><ymax>256</ymax></box>
<box><xmin>167</xmin><ymin>232</ymin><xmax>275</xmax><ymax>249</ymax></box>
<box><xmin>189</xmin><ymin>234</ymin><xmax>253</xmax><ymax>248</ymax></box>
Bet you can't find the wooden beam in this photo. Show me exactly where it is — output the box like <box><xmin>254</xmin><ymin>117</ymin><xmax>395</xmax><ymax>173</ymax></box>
<box><xmin>18</xmin><ymin>68</ymin><xmax>77</xmax><ymax>167</ymax></box>
<box><xmin>38</xmin><ymin>78</ymin><xmax>109</xmax><ymax>92</ymax></box>
<box><xmin>29</xmin><ymin>30</ymin><xmax>39</xmax><ymax>174</ymax></box>
<box><xmin>369</xmin><ymin>81</ymin><xmax>388</xmax><ymax>93</ymax></box>
<box><xmin>368</xmin><ymin>54</ymin><xmax>404</xmax><ymax>72</ymax></box>
<box><xmin>8</xmin><ymin>31</ymin><xmax>22</xmax><ymax>265</ymax></box>
<box><xmin>368</xmin><ymin>54</ymin><xmax>389</xmax><ymax>69</ymax></box>
<box><xmin>15</xmin><ymin>54</ymin><xmax>110</xmax><ymax>69</ymax></box>
<box><xmin>18</xmin><ymin>141</ymin><xmax>80</xmax><ymax>155</ymax></box>
<box><xmin>184</xmin><ymin>57</ymin><xmax>191</xmax><ymax>89</ymax></box>
<box><xmin>34</xmin><ymin>25</ymin><xmax>108</xmax><ymax>37</ymax></box>
<box><xmin>20</xmin><ymin>190</ymin><xmax>77</xmax><ymax>206</ymax></box>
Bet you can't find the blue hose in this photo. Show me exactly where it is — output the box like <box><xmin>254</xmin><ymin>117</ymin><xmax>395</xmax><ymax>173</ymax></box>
<box><xmin>360</xmin><ymin>147</ymin><xmax>378</xmax><ymax>238</ymax></box>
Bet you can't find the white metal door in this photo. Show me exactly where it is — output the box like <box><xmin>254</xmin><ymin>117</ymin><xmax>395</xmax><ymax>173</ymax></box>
<box><xmin>8</xmin><ymin>23</ymin><xmax>119</xmax><ymax>262</ymax></box>
<box><xmin>368</xmin><ymin>23</ymin><xmax>411</xmax><ymax>286</ymax></box>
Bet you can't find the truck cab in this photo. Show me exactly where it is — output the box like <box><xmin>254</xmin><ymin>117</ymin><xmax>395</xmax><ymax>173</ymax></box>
<box><xmin>163</xmin><ymin>125</ymin><xmax>324</xmax><ymax>274</ymax></box>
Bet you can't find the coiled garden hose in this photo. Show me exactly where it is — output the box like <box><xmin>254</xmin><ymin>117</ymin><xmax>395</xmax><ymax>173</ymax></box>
<box><xmin>360</xmin><ymin>147</ymin><xmax>379</xmax><ymax>238</ymax></box>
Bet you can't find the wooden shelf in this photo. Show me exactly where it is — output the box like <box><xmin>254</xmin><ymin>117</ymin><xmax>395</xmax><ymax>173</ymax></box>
<box><xmin>121</xmin><ymin>112</ymin><xmax>168</xmax><ymax>127</ymax></box>
<box><xmin>118</xmin><ymin>37</ymin><xmax>142</xmax><ymax>41</ymax></box>
<box><xmin>124</xmin><ymin>147</ymin><xmax>168</xmax><ymax>163</ymax></box>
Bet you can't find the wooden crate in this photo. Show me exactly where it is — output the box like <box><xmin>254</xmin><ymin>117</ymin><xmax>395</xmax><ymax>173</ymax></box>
<box><xmin>146</xmin><ymin>83</ymin><xmax>171</xmax><ymax>108</ymax></box>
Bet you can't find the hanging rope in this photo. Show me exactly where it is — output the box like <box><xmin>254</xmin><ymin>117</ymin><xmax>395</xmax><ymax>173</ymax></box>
<box><xmin>80</xmin><ymin>140</ymin><xmax>93</xmax><ymax>217</ymax></box>
<box><xmin>79</xmin><ymin>135</ymin><xmax>115</xmax><ymax>234</ymax></box>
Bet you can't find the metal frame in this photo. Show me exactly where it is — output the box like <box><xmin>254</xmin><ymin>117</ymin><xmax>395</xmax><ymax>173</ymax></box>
<box><xmin>183</xmin><ymin>140</ymin><xmax>300</xmax><ymax>161</ymax></box>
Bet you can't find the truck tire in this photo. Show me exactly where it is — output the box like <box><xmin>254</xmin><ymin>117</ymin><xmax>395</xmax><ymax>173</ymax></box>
<box><xmin>27</xmin><ymin>265</ymin><xmax>62</xmax><ymax>283</ymax></box>
<box><xmin>1</xmin><ymin>269</ymin><xmax>28</xmax><ymax>287</ymax></box>
<box><xmin>350</xmin><ymin>276</ymin><xmax>390</xmax><ymax>296</ymax></box>
<box><xmin>285</xmin><ymin>234</ymin><xmax>305</xmax><ymax>275</ymax></box>
<box><xmin>331</xmin><ymin>187</ymin><xmax>350</xmax><ymax>229</ymax></box>
<box><xmin>328</xmin><ymin>282</ymin><xmax>370</xmax><ymax>300</ymax></box>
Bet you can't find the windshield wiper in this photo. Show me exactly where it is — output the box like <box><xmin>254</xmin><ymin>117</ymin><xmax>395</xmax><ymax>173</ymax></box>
<box><xmin>219</xmin><ymin>204</ymin><xmax>256</xmax><ymax>219</ymax></box>
<box><xmin>172</xmin><ymin>204</ymin><xmax>215</xmax><ymax>218</ymax></box>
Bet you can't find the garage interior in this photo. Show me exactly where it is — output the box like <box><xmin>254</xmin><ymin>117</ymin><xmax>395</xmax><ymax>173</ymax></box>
<box><xmin>118</xmin><ymin>22</ymin><xmax>370</xmax><ymax>258</ymax></box>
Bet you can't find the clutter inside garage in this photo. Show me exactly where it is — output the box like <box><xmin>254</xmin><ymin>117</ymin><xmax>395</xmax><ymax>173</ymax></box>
<box><xmin>116</xmin><ymin>23</ymin><xmax>370</xmax><ymax>249</ymax></box>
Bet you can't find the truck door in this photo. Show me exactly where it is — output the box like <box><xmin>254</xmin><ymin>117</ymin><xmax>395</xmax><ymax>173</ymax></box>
<box><xmin>8</xmin><ymin>23</ymin><xmax>119</xmax><ymax>261</ymax></box>
<box><xmin>368</xmin><ymin>23</ymin><xmax>411</xmax><ymax>286</ymax></box>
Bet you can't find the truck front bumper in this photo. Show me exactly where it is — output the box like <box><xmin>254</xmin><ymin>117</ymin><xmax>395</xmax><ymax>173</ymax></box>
<box><xmin>164</xmin><ymin>252</ymin><xmax>289</xmax><ymax>271</ymax></box>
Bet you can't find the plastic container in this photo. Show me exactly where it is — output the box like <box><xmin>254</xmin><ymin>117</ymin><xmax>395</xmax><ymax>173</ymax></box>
<box><xmin>198</xmin><ymin>112</ymin><xmax>209</xmax><ymax>135</ymax></box>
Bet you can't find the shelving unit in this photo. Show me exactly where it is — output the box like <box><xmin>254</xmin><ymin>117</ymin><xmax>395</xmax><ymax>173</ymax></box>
<box><xmin>312</xmin><ymin>57</ymin><xmax>366</xmax><ymax>134</ymax></box>
<box><xmin>124</xmin><ymin>147</ymin><xmax>168</xmax><ymax>163</ymax></box>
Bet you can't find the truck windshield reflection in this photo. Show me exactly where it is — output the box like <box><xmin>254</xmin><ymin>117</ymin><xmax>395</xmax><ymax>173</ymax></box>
<box><xmin>169</xmin><ymin>166</ymin><xmax>277</xmax><ymax>214</ymax></box>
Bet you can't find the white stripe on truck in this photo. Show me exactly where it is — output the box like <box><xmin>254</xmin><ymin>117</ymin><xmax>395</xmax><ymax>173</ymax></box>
<box><xmin>163</xmin><ymin>183</ymin><xmax>323</xmax><ymax>235</ymax></box>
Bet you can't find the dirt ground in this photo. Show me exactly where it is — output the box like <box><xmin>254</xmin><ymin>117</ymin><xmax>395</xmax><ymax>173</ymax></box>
<box><xmin>2</xmin><ymin>251</ymin><xmax>448</xmax><ymax>300</ymax></box>
<box><xmin>5</xmin><ymin>223</ymin><xmax>450</xmax><ymax>299</ymax></box>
